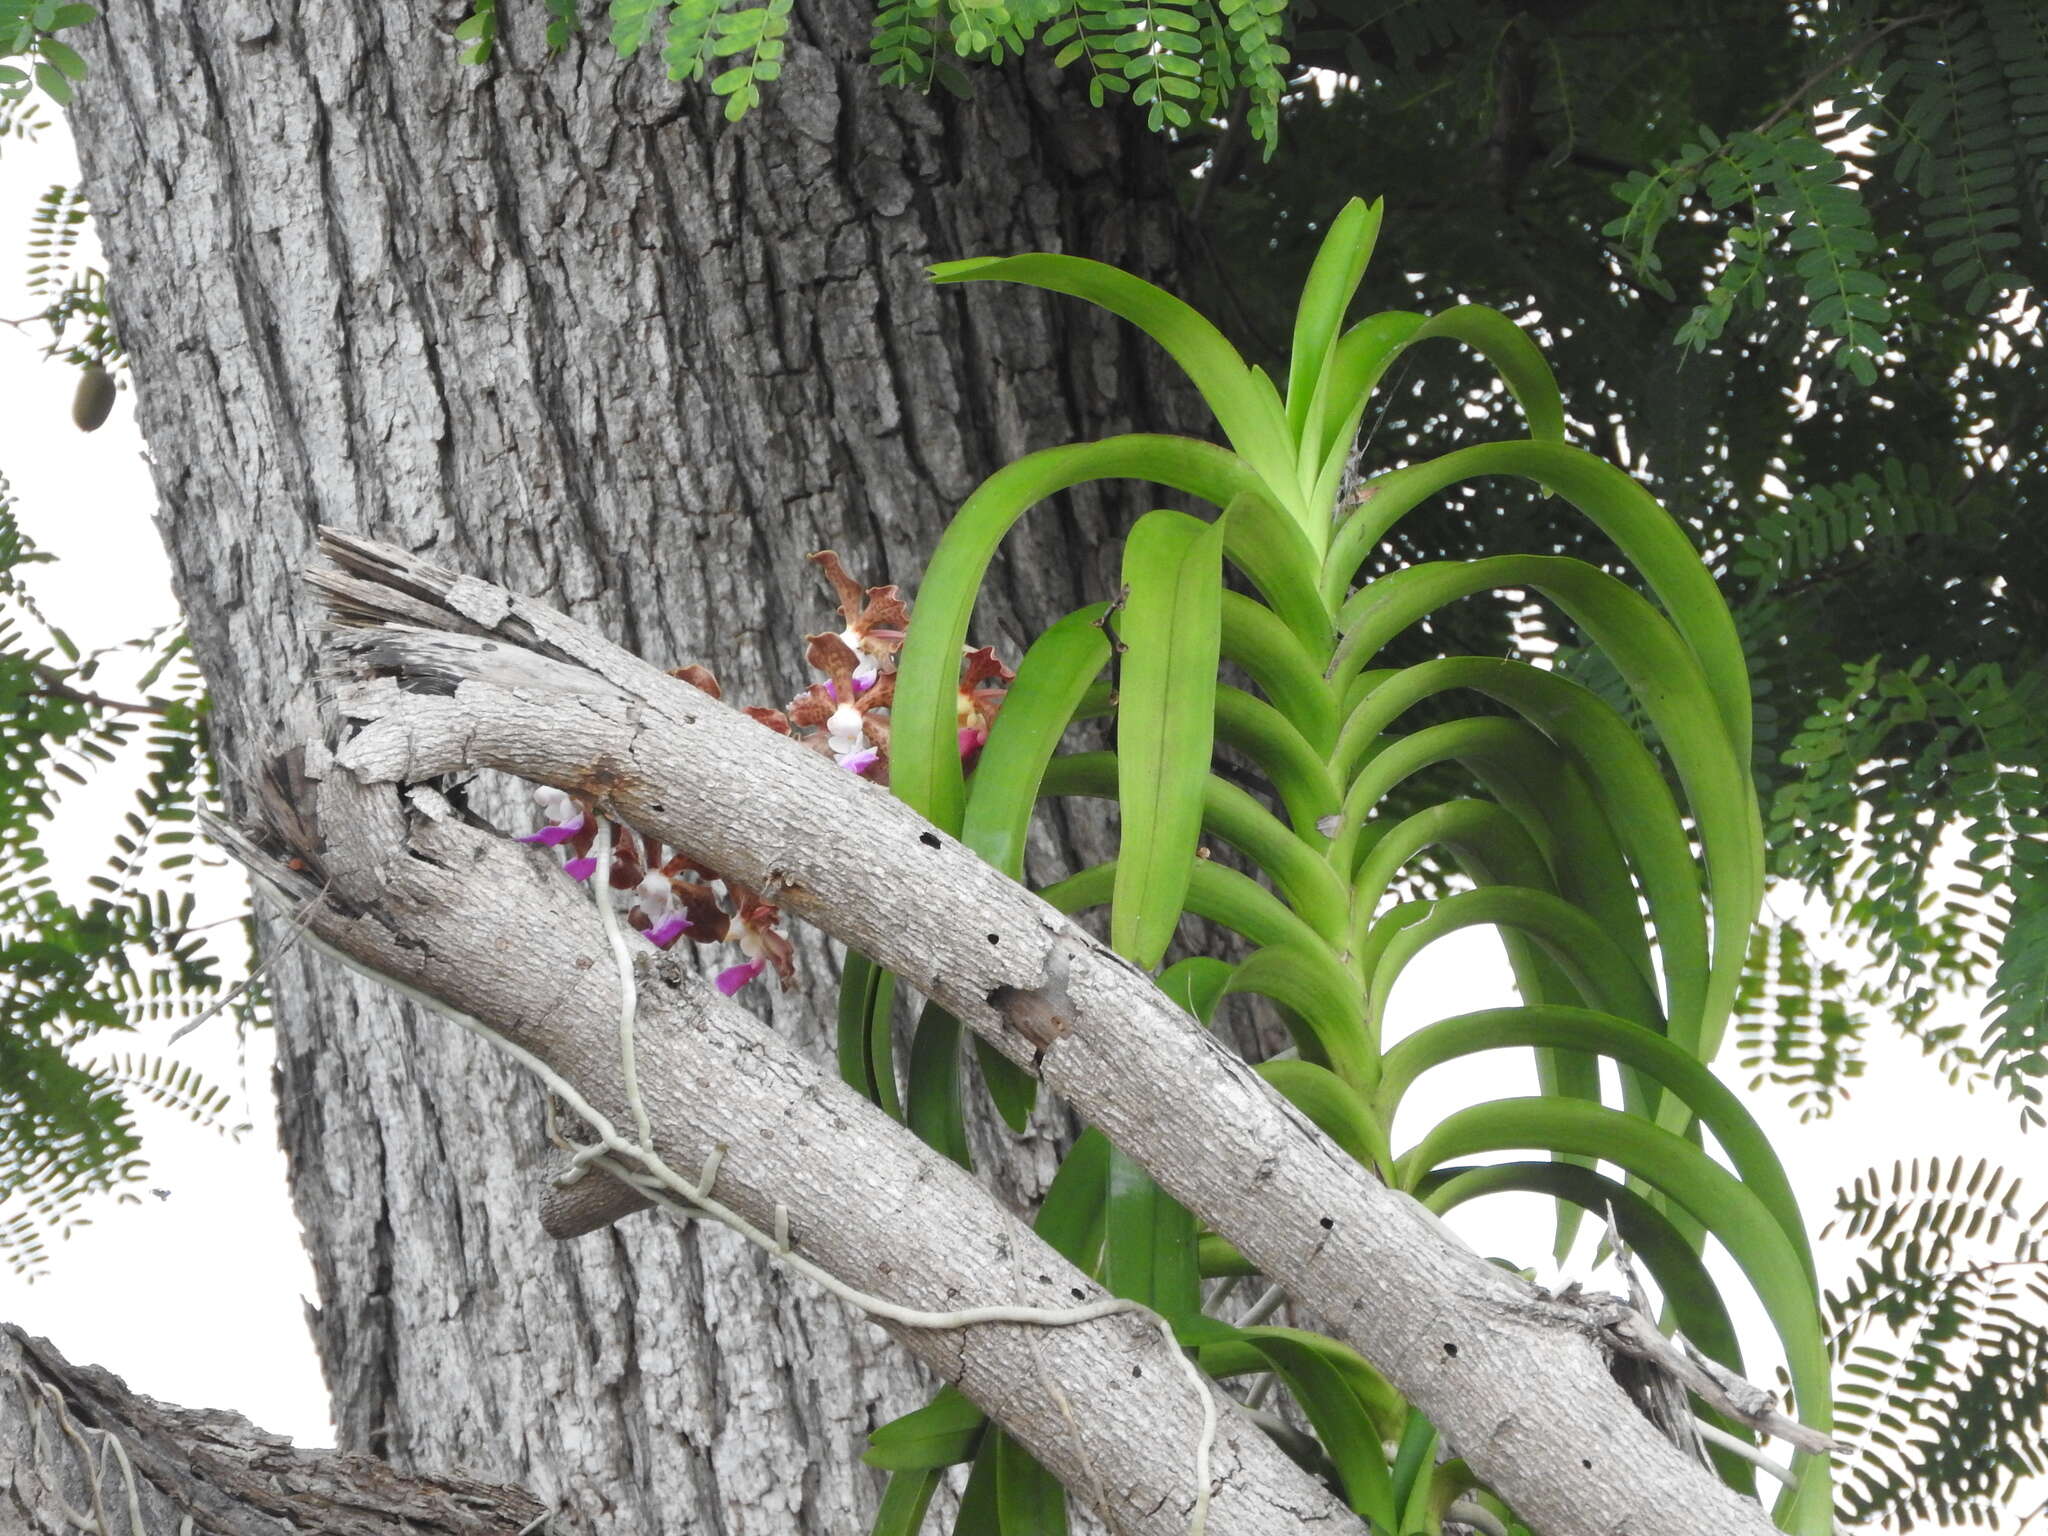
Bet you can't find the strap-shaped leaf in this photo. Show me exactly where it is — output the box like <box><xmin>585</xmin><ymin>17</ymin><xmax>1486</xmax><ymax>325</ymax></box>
<box><xmin>869</xmin><ymin>1463</ymin><xmax>947</xmax><ymax>1535</ymax></box>
<box><xmin>1113</xmin><ymin>509</ymin><xmax>1227</xmax><ymax>967</ymax></box>
<box><xmin>1158</xmin><ymin>955</ymin><xmax>1234</xmax><ymax>1023</ymax></box>
<box><xmin>1338</xmin><ymin>657</ymin><xmax>1706</xmax><ymax>1050</ymax></box>
<box><xmin>1040</xmin><ymin>857</ymin><xmax>1324</xmax><ymax>957</ymax></box>
<box><xmin>835</xmin><ymin>951</ymin><xmax>900</xmax><ymax>1117</ymax></box>
<box><xmin>893</xmin><ymin>434</ymin><xmax>1263</xmax><ymax>835</ymax></box>
<box><xmin>1307</xmin><ymin>303</ymin><xmax>1567</xmax><ymax>513</ymax></box>
<box><xmin>1224</xmin><ymin>944</ymin><xmax>1373</xmax><ymax>1088</ymax></box>
<box><xmin>1255</xmin><ymin>1058</ymin><xmax>1393</xmax><ymax>1177</ymax></box>
<box><xmin>1042</xmin><ymin>753</ymin><xmax>1348</xmax><ymax>944</ymax></box>
<box><xmin>906</xmin><ymin>1000</ymin><xmax>973</xmax><ymax>1169</ymax></box>
<box><xmin>929</xmin><ymin>254</ymin><xmax>1301</xmax><ymax>514</ymax></box>
<box><xmin>1396</xmin><ymin>1095</ymin><xmax>1832</xmax><ymax>1459</ymax></box>
<box><xmin>1213</xmin><ymin>683</ymin><xmax>1341</xmax><ymax>839</ymax></box>
<box><xmin>1349</xmin><ymin>796</ymin><xmax>1600</xmax><ymax>1258</ymax></box>
<box><xmin>1286</xmin><ymin>196</ymin><xmax>1383</xmax><ymax>458</ymax></box>
<box><xmin>1362</xmin><ymin>887</ymin><xmax>1668</xmax><ymax>1066</ymax></box>
<box><xmin>995</xmin><ymin>1422</ymin><xmax>1068</xmax><ymax>1535</ymax></box>
<box><xmin>957</xmin><ymin>602</ymin><xmax>1114</xmax><ymax>1134</ymax></box>
<box><xmin>1335</xmin><ymin>555</ymin><xmax>1758</xmax><ymax>1078</ymax></box>
<box><xmin>1181</xmin><ymin>1316</ymin><xmax>1401</xmax><ymax>1528</ymax></box>
<box><xmin>866</xmin><ymin>1385</ymin><xmax>987</xmax><ymax>1471</ymax></box>
<box><xmin>961</xmin><ymin>603</ymin><xmax>1111</xmax><ymax>880</ymax></box>
<box><xmin>1103</xmin><ymin>1145</ymin><xmax>1202</xmax><ymax>1320</ymax></box>
<box><xmin>1384</xmin><ymin>1007</ymin><xmax>1813</xmax><ymax>1283</ymax></box>
<box><xmin>1220</xmin><ymin>590</ymin><xmax>1338</xmax><ymax>751</ymax></box>
<box><xmin>1333</xmin><ymin>716</ymin><xmax>1651</xmax><ymax>987</ymax></box>
<box><xmin>1321</xmin><ymin>442</ymin><xmax>1750</xmax><ymax>768</ymax></box>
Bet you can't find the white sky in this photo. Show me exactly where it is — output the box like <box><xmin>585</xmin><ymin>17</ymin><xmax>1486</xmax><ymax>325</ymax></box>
<box><xmin>0</xmin><ymin>112</ymin><xmax>2038</xmax><ymax>1526</ymax></box>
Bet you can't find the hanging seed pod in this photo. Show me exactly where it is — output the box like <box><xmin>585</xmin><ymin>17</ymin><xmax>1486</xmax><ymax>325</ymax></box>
<box><xmin>72</xmin><ymin>363</ymin><xmax>115</xmax><ymax>432</ymax></box>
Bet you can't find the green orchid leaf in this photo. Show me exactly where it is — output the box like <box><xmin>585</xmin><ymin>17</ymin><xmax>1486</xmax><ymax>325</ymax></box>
<box><xmin>1385</xmin><ymin>1007</ymin><xmax>1813</xmax><ymax>1282</ymax></box>
<box><xmin>1286</xmin><ymin>196</ymin><xmax>1384</xmax><ymax>451</ymax></box>
<box><xmin>1321</xmin><ymin>441</ymin><xmax>1749</xmax><ymax>766</ymax></box>
<box><xmin>1333</xmin><ymin>717</ymin><xmax>1652</xmax><ymax>989</ymax></box>
<box><xmin>1337</xmin><ymin>656</ymin><xmax>1708</xmax><ymax>1058</ymax></box>
<box><xmin>1035</xmin><ymin>1127</ymin><xmax>1111</xmax><ymax>1269</ymax></box>
<box><xmin>1220</xmin><ymin>590</ymin><xmax>1339</xmax><ymax>752</ymax></box>
<box><xmin>906</xmin><ymin>1001</ymin><xmax>973</xmax><ymax>1169</ymax></box>
<box><xmin>1334</xmin><ymin>554</ymin><xmax>1758</xmax><ymax>1080</ymax></box>
<box><xmin>1397</xmin><ymin>1095</ymin><xmax>1832</xmax><ymax>1461</ymax></box>
<box><xmin>893</xmin><ymin>434</ymin><xmax>1264</xmax><ymax>835</ymax></box>
<box><xmin>929</xmin><ymin>255</ymin><xmax>1300</xmax><ymax>512</ymax></box>
<box><xmin>955</xmin><ymin>1429</ymin><xmax>1001</xmax><ymax>1533</ymax></box>
<box><xmin>1213</xmin><ymin>684</ymin><xmax>1341</xmax><ymax>840</ymax></box>
<box><xmin>1255</xmin><ymin>1057</ymin><xmax>1394</xmax><ymax>1177</ymax></box>
<box><xmin>869</xmin><ymin>1464</ymin><xmax>947</xmax><ymax>1535</ymax></box>
<box><xmin>1104</xmin><ymin>1145</ymin><xmax>1202</xmax><ymax>1320</ymax></box>
<box><xmin>1224</xmin><ymin>944</ymin><xmax>1373</xmax><ymax>1089</ymax></box>
<box><xmin>1040</xmin><ymin>856</ymin><xmax>1324</xmax><ymax>957</ymax></box>
<box><xmin>957</xmin><ymin>602</ymin><xmax>1114</xmax><ymax>1134</ymax></box>
<box><xmin>1362</xmin><ymin>888</ymin><xmax>1668</xmax><ymax>1085</ymax></box>
<box><xmin>961</xmin><ymin>603</ymin><xmax>1112</xmax><ymax>880</ymax></box>
<box><xmin>836</xmin><ymin>951</ymin><xmax>900</xmax><ymax>1118</ymax></box>
<box><xmin>1113</xmin><ymin>509</ymin><xmax>1227</xmax><ymax>967</ymax></box>
<box><xmin>995</xmin><ymin>1424</ymin><xmax>1068</xmax><ymax>1535</ymax></box>
<box><xmin>1042</xmin><ymin>753</ymin><xmax>1348</xmax><ymax>945</ymax></box>
<box><xmin>866</xmin><ymin>1384</ymin><xmax>987</xmax><ymax>1471</ymax></box>
<box><xmin>1159</xmin><ymin>955</ymin><xmax>1234</xmax><ymax>1023</ymax></box>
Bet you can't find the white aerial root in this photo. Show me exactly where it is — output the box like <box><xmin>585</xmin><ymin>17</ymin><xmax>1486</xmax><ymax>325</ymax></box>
<box><xmin>296</xmin><ymin>817</ymin><xmax>1220</xmax><ymax>1536</ymax></box>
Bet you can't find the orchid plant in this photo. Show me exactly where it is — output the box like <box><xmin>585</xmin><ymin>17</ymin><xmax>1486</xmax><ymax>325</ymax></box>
<box><xmin>518</xmin><ymin>198</ymin><xmax>1831</xmax><ymax>1536</ymax></box>
<box><xmin>837</xmin><ymin>199</ymin><xmax>1833</xmax><ymax>1536</ymax></box>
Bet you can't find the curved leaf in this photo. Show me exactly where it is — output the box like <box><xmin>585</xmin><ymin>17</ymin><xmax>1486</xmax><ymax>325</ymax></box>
<box><xmin>1334</xmin><ymin>555</ymin><xmax>1758</xmax><ymax>1079</ymax></box>
<box><xmin>1042</xmin><ymin>753</ymin><xmax>1348</xmax><ymax>945</ymax></box>
<box><xmin>961</xmin><ymin>603</ymin><xmax>1112</xmax><ymax>880</ymax></box>
<box><xmin>1220</xmin><ymin>590</ymin><xmax>1339</xmax><ymax>752</ymax></box>
<box><xmin>1213</xmin><ymin>684</ymin><xmax>1341</xmax><ymax>840</ymax></box>
<box><xmin>1385</xmin><ymin>1007</ymin><xmax>1813</xmax><ymax>1283</ymax></box>
<box><xmin>1224</xmin><ymin>944</ymin><xmax>1373</xmax><ymax>1088</ymax></box>
<box><xmin>1397</xmin><ymin>1096</ymin><xmax>1832</xmax><ymax>1458</ymax></box>
<box><xmin>893</xmin><ymin>434</ymin><xmax>1265</xmax><ymax>835</ymax></box>
<box><xmin>1113</xmin><ymin>510</ymin><xmax>1226</xmax><ymax>967</ymax></box>
<box><xmin>1256</xmin><ymin>1057</ymin><xmax>1394</xmax><ymax>1177</ymax></box>
<box><xmin>930</xmin><ymin>255</ymin><xmax>1301</xmax><ymax>513</ymax></box>
<box><xmin>1321</xmin><ymin>441</ymin><xmax>1749</xmax><ymax>767</ymax></box>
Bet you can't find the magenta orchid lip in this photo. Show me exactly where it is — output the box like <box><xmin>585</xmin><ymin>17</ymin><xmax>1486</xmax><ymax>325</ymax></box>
<box><xmin>520</xmin><ymin>552</ymin><xmax>1011</xmax><ymax>994</ymax></box>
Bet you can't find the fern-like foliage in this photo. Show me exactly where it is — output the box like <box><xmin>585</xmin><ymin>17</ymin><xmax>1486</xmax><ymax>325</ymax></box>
<box><xmin>1611</xmin><ymin>0</ymin><xmax>2045</xmax><ymax>389</ymax></box>
<box><xmin>1608</xmin><ymin>121</ymin><xmax>1891</xmax><ymax>384</ymax></box>
<box><xmin>1824</xmin><ymin>1158</ymin><xmax>2048</xmax><ymax>1528</ymax></box>
<box><xmin>0</xmin><ymin>482</ymin><xmax>256</xmax><ymax>1278</ymax></box>
<box><xmin>1728</xmin><ymin>461</ymin><xmax>2048</xmax><ymax>1126</ymax></box>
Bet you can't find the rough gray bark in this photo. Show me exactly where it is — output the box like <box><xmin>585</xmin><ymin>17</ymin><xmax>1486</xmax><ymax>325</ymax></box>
<box><xmin>1</xmin><ymin>1326</ymin><xmax>545</xmax><ymax>1535</ymax></box>
<box><xmin>286</xmin><ymin>532</ymin><xmax>1806</xmax><ymax>1536</ymax></box>
<box><xmin>71</xmin><ymin>4</ymin><xmax>1194</xmax><ymax>1530</ymax></box>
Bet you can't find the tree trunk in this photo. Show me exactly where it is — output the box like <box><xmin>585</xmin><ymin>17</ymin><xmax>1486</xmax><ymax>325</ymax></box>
<box><xmin>70</xmin><ymin>5</ymin><xmax>1188</xmax><ymax>1529</ymax></box>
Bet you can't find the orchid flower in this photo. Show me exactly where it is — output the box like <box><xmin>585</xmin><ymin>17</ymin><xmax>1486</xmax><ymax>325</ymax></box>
<box><xmin>630</xmin><ymin>872</ymin><xmax>692</xmax><ymax>950</ymax></box>
<box><xmin>716</xmin><ymin>900</ymin><xmax>797</xmax><ymax>995</ymax></box>
<box><xmin>520</xmin><ymin>786</ymin><xmax>600</xmax><ymax>880</ymax></box>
